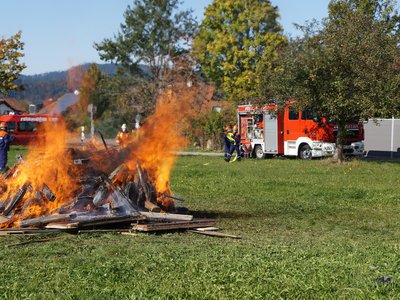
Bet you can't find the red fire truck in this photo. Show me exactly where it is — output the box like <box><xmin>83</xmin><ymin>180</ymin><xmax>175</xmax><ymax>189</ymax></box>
<box><xmin>0</xmin><ymin>114</ymin><xmax>63</xmax><ymax>145</ymax></box>
<box><xmin>238</xmin><ymin>104</ymin><xmax>364</xmax><ymax>159</ymax></box>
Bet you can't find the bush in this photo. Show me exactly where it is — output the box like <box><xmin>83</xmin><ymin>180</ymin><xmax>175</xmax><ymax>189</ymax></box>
<box><xmin>187</xmin><ymin>105</ymin><xmax>236</xmax><ymax>150</ymax></box>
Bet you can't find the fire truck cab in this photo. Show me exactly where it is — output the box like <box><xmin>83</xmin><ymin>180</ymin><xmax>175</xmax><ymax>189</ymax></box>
<box><xmin>0</xmin><ymin>114</ymin><xmax>63</xmax><ymax>145</ymax></box>
<box><xmin>238</xmin><ymin>104</ymin><xmax>364</xmax><ymax>159</ymax></box>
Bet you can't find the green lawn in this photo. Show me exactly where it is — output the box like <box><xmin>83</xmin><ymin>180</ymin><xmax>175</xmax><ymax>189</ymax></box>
<box><xmin>0</xmin><ymin>156</ymin><xmax>399</xmax><ymax>299</ymax></box>
<box><xmin>8</xmin><ymin>146</ymin><xmax>28</xmax><ymax>166</ymax></box>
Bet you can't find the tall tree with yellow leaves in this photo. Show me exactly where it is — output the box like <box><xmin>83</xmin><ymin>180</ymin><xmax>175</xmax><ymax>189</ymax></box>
<box><xmin>193</xmin><ymin>0</ymin><xmax>285</xmax><ymax>103</ymax></box>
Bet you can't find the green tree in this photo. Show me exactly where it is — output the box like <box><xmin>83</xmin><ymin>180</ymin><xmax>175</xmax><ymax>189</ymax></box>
<box><xmin>188</xmin><ymin>105</ymin><xmax>236</xmax><ymax>150</ymax></box>
<box><xmin>81</xmin><ymin>64</ymin><xmax>110</xmax><ymax>119</ymax></box>
<box><xmin>65</xmin><ymin>64</ymin><xmax>109</xmax><ymax>129</ymax></box>
<box><xmin>0</xmin><ymin>32</ymin><xmax>26</xmax><ymax>95</ymax></box>
<box><xmin>193</xmin><ymin>0</ymin><xmax>285</xmax><ymax>102</ymax></box>
<box><xmin>264</xmin><ymin>0</ymin><xmax>400</xmax><ymax>163</ymax></box>
<box><xmin>88</xmin><ymin>72</ymin><xmax>155</xmax><ymax>137</ymax></box>
<box><xmin>328</xmin><ymin>0</ymin><xmax>400</xmax><ymax>33</ymax></box>
<box><xmin>94</xmin><ymin>0</ymin><xmax>197</xmax><ymax>96</ymax></box>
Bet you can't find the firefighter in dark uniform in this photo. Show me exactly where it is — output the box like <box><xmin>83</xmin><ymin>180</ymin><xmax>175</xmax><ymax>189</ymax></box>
<box><xmin>0</xmin><ymin>122</ymin><xmax>13</xmax><ymax>173</ymax></box>
<box><xmin>233</xmin><ymin>125</ymin><xmax>241</xmax><ymax>161</ymax></box>
<box><xmin>224</xmin><ymin>125</ymin><xmax>234</xmax><ymax>162</ymax></box>
<box><xmin>229</xmin><ymin>125</ymin><xmax>241</xmax><ymax>162</ymax></box>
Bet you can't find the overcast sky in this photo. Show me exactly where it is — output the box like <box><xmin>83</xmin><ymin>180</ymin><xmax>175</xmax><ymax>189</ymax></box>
<box><xmin>0</xmin><ymin>0</ymin><xmax>330</xmax><ymax>75</ymax></box>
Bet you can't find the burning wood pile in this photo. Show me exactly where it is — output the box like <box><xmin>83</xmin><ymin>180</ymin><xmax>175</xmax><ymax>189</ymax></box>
<box><xmin>0</xmin><ymin>157</ymin><xmax>214</xmax><ymax>232</ymax></box>
<box><xmin>0</xmin><ymin>84</ymin><xmax>218</xmax><ymax>234</ymax></box>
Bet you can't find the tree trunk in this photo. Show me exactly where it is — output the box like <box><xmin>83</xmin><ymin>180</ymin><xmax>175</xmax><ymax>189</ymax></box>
<box><xmin>333</xmin><ymin>121</ymin><xmax>346</xmax><ymax>164</ymax></box>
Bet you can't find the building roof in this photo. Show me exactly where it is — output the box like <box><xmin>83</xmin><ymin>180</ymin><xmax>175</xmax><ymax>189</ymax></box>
<box><xmin>0</xmin><ymin>98</ymin><xmax>27</xmax><ymax>113</ymax></box>
<box><xmin>39</xmin><ymin>92</ymin><xmax>79</xmax><ymax>114</ymax></box>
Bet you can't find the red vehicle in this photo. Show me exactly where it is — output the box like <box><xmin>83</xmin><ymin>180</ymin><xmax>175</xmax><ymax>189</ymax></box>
<box><xmin>0</xmin><ymin>114</ymin><xmax>63</xmax><ymax>145</ymax></box>
<box><xmin>238</xmin><ymin>103</ymin><xmax>364</xmax><ymax>159</ymax></box>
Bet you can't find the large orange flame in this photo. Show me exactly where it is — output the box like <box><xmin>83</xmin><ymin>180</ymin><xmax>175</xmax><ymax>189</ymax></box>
<box><xmin>0</xmin><ymin>121</ymin><xmax>80</xmax><ymax>227</ymax></box>
<box><xmin>0</xmin><ymin>81</ymin><xmax>211</xmax><ymax>227</ymax></box>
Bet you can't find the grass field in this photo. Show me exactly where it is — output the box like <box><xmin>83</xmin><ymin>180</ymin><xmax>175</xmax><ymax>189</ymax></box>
<box><xmin>0</xmin><ymin>152</ymin><xmax>399</xmax><ymax>299</ymax></box>
<box><xmin>8</xmin><ymin>146</ymin><xmax>28</xmax><ymax>166</ymax></box>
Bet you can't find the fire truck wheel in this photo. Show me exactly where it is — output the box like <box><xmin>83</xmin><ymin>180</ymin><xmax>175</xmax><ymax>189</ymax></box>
<box><xmin>299</xmin><ymin>144</ymin><xmax>312</xmax><ymax>160</ymax></box>
<box><xmin>254</xmin><ymin>145</ymin><xmax>265</xmax><ymax>159</ymax></box>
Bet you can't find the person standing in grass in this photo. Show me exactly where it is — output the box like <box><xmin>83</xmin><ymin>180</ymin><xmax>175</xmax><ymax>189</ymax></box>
<box><xmin>231</xmin><ymin>125</ymin><xmax>242</xmax><ymax>162</ymax></box>
<box><xmin>0</xmin><ymin>122</ymin><xmax>14</xmax><ymax>173</ymax></box>
<box><xmin>228</xmin><ymin>125</ymin><xmax>241</xmax><ymax>162</ymax></box>
<box><xmin>223</xmin><ymin>125</ymin><xmax>234</xmax><ymax>162</ymax></box>
<box><xmin>115</xmin><ymin>123</ymin><xmax>129</xmax><ymax>147</ymax></box>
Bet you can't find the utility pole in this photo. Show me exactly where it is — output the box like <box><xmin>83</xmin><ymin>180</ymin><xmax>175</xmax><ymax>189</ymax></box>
<box><xmin>88</xmin><ymin>104</ymin><xmax>96</xmax><ymax>139</ymax></box>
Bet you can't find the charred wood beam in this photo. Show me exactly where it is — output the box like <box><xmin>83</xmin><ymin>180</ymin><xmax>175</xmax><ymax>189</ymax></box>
<box><xmin>96</xmin><ymin>129</ymin><xmax>110</xmax><ymax>154</ymax></box>
<box><xmin>20</xmin><ymin>214</ymin><xmax>72</xmax><ymax>228</ymax></box>
<box><xmin>42</xmin><ymin>184</ymin><xmax>56</xmax><ymax>202</ymax></box>
<box><xmin>102</xmin><ymin>176</ymin><xmax>141</xmax><ymax>215</ymax></box>
<box><xmin>50</xmin><ymin>198</ymin><xmax>78</xmax><ymax>214</ymax></box>
<box><xmin>136</xmin><ymin>163</ymin><xmax>160</xmax><ymax>212</ymax></box>
<box><xmin>137</xmin><ymin>187</ymin><xmax>146</xmax><ymax>208</ymax></box>
<box><xmin>124</xmin><ymin>181</ymin><xmax>138</xmax><ymax>202</ymax></box>
<box><xmin>0</xmin><ymin>192</ymin><xmax>11</xmax><ymax>213</ymax></box>
<box><xmin>92</xmin><ymin>185</ymin><xmax>109</xmax><ymax>207</ymax></box>
<box><xmin>160</xmin><ymin>193</ymin><xmax>187</xmax><ymax>202</ymax></box>
<box><xmin>71</xmin><ymin>213</ymin><xmax>144</xmax><ymax>226</ymax></box>
<box><xmin>108</xmin><ymin>164</ymin><xmax>128</xmax><ymax>182</ymax></box>
<box><xmin>73</xmin><ymin>158</ymin><xmax>90</xmax><ymax>165</ymax></box>
<box><xmin>0</xmin><ymin>215</ymin><xmax>10</xmax><ymax>224</ymax></box>
<box><xmin>3</xmin><ymin>182</ymin><xmax>29</xmax><ymax>216</ymax></box>
<box><xmin>144</xmin><ymin>200</ymin><xmax>161</xmax><ymax>212</ymax></box>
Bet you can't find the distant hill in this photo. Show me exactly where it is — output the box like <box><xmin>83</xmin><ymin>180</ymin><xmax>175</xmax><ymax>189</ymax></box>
<box><xmin>10</xmin><ymin>63</ymin><xmax>119</xmax><ymax>105</ymax></box>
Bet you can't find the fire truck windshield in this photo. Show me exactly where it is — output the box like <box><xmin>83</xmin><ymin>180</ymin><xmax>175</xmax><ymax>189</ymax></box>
<box><xmin>301</xmin><ymin>109</ymin><xmax>320</xmax><ymax>122</ymax></box>
<box><xmin>18</xmin><ymin>121</ymin><xmax>37</xmax><ymax>132</ymax></box>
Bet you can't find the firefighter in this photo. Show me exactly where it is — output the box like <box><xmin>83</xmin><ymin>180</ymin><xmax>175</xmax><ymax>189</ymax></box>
<box><xmin>115</xmin><ymin>123</ymin><xmax>129</xmax><ymax>147</ymax></box>
<box><xmin>0</xmin><ymin>122</ymin><xmax>13</xmax><ymax>173</ymax></box>
<box><xmin>229</xmin><ymin>125</ymin><xmax>241</xmax><ymax>162</ymax></box>
<box><xmin>223</xmin><ymin>125</ymin><xmax>234</xmax><ymax>162</ymax></box>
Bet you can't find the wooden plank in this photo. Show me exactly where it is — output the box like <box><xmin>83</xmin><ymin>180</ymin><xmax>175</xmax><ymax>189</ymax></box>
<box><xmin>102</xmin><ymin>177</ymin><xmax>141</xmax><ymax>215</ymax></box>
<box><xmin>136</xmin><ymin>163</ymin><xmax>159</xmax><ymax>211</ymax></box>
<box><xmin>194</xmin><ymin>227</ymin><xmax>220</xmax><ymax>231</ymax></box>
<box><xmin>42</xmin><ymin>183</ymin><xmax>56</xmax><ymax>202</ymax></box>
<box><xmin>108</xmin><ymin>164</ymin><xmax>128</xmax><ymax>181</ymax></box>
<box><xmin>92</xmin><ymin>185</ymin><xmax>109</xmax><ymax>207</ymax></box>
<box><xmin>140</xmin><ymin>212</ymin><xmax>193</xmax><ymax>221</ymax></box>
<box><xmin>78</xmin><ymin>229</ymin><xmax>131</xmax><ymax>234</ymax></box>
<box><xmin>188</xmin><ymin>230</ymin><xmax>241</xmax><ymax>239</ymax></box>
<box><xmin>75</xmin><ymin>214</ymin><xmax>144</xmax><ymax>227</ymax></box>
<box><xmin>144</xmin><ymin>200</ymin><xmax>161</xmax><ymax>212</ymax></box>
<box><xmin>45</xmin><ymin>222</ymin><xmax>79</xmax><ymax>229</ymax></box>
<box><xmin>160</xmin><ymin>193</ymin><xmax>187</xmax><ymax>202</ymax></box>
<box><xmin>0</xmin><ymin>228</ymin><xmax>63</xmax><ymax>234</ymax></box>
<box><xmin>3</xmin><ymin>182</ymin><xmax>29</xmax><ymax>215</ymax></box>
<box><xmin>0</xmin><ymin>215</ymin><xmax>10</xmax><ymax>224</ymax></box>
<box><xmin>132</xmin><ymin>219</ymin><xmax>216</xmax><ymax>232</ymax></box>
<box><xmin>21</xmin><ymin>214</ymin><xmax>72</xmax><ymax>228</ymax></box>
<box><xmin>5</xmin><ymin>236</ymin><xmax>63</xmax><ymax>247</ymax></box>
<box><xmin>0</xmin><ymin>230</ymin><xmax>25</xmax><ymax>236</ymax></box>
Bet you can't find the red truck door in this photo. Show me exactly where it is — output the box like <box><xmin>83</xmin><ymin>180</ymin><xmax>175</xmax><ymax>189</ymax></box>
<box><xmin>284</xmin><ymin>106</ymin><xmax>301</xmax><ymax>154</ymax></box>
